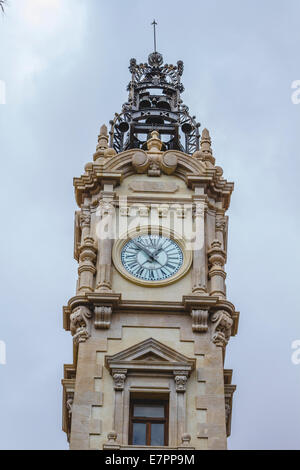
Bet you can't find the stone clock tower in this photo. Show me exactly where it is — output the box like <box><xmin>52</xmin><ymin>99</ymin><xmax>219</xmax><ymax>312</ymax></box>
<box><xmin>62</xmin><ymin>51</ymin><xmax>239</xmax><ymax>451</ymax></box>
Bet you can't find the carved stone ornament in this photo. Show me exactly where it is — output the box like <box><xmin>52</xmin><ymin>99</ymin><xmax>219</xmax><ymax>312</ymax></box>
<box><xmin>98</xmin><ymin>200</ymin><xmax>115</xmax><ymax>217</ymax></box>
<box><xmin>216</xmin><ymin>217</ymin><xmax>226</xmax><ymax>232</ymax></box>
<box><xmin>70</xmin><ymin>305</ymin><xmax>93</xmax><ymax>345</ymax></box>
<box><xmin>191</xmin><ymin>309</ymin><xmax>209</xmax><ymax>333</ymax></box>
<box><xmin>225</xmin><ymin>400</ymin><xmax>231</xmax><ymax>424</ymax></box>
<box><xmin>66</xmin><ymin>392</ymin><xmax>74</xmax><ymax>443</ymax></box>
<box><xmin>174</xmin><ymin>372</ymin><xmax>188</xmax><ymax>392</ymax></box>
<box><xmin>94</xmin><ymin>306</ymin><xmax>112</xmax><ymax>329</ymax></box>
<box><xmin>211</xmin><ymin>310</ymin><xmax>233</xmax><ymax>348</ymax></box>
<box><xmin>181</xmin><ymin>433</ymin><xmax>192</xmax><ymax>447</ymax></box>
<box><xmin>80</xmin><ymin>211</ymin><xmax>91</xmax><ymax>229</ymax></box>
<box><xmin>194</xmin><ymin>203</ymin><xmax>205</xmax><ymax>218</ymax></box>
<box><xmin>132</xmin><ymin>131</ymin><xmax>178</xmax><ymax>177</ymax></box>
<box><xmin>112</xmin><ymin>370</ymin><xmax>127</xmax><ymax>390</ymax></box>
<box><xmin>66</xmin><ymin>394</ymin><xmax>74</xmax><ymax>418</ymax></box>
<box><xmin>107</xmin><ymin>431</ymin><xmax>118</xmax><ymax>443</ymax></box>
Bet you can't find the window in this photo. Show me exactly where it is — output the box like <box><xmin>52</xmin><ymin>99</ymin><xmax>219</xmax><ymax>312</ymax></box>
<box><xmin>129</xmin><ymin>399</ymin><xmax>169</xmax><ymax>446</ymax></box>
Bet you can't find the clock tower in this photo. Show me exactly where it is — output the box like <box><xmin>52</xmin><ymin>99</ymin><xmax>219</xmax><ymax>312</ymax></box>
<box><xmin>62</xmin><ymin>50</ymin><xmax>239</xmax><ymax>450</ymax></box>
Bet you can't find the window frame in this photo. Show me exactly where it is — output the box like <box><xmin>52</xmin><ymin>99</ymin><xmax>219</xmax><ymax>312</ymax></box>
<box><xmin>129</xmin><ymin>398</ymin><xmax>169</xmax><ymax>446</ymax></box>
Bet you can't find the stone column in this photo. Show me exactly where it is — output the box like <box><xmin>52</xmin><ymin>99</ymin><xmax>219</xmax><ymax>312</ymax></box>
<box><xmin>208</xmin><ymin>240</ymin><xmax>226</xmax><ymax>298</ymax></box>
<box><xmin>215</xmin><ymin>214</ymin><xmax>226</xmax><ymax>249</ymax></box>
<box><xmin>77</xmin><ymin>204</ymin><xmax>97</xmax><ymax>293</ymax></box>
<box><xmin>112</xmin><ymin>369</ymin><xmax>127</xmax><ymax>444</ymax></box>
<box><xmin>174</xmin><ymin>372</ymin><xmax>188</xmax><ymax>445</ymax></box>
<box><xmin>80</xmin><ymin>204</ymin><xmax>91</xmax><ymax>243</ymax></box>
<box><xmin>96</xmin><ymin>186</ymin><xmax>115</xmax><ymax>292</ymax></box>
<box><xmin>78</xmin><ymin>238</ymin><xmax>97</xmax><ymax>293</ymax></box>
<box><xmin>192</xmin><ymin>191</ymin><xmax>207</xmax><ymax>294</ymax></box>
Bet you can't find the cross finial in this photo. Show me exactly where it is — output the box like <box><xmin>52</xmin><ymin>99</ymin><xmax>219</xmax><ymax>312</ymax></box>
<box><xmin>151</xmin><ymin>19</ymin><xmax>158</xmax><ymax>53</ymax></box>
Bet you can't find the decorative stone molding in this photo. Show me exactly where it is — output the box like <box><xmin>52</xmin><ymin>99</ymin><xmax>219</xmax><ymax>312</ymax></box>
<box><xmin>174</xmin><ymin>372</ymin><xmax>188</xmax><ymax>392</ymax></box>
<box><xmin>211</xmin><ymin>310</ymin><xmax>233</xmax><ymax>348</ymax></box>
<box><xmin>70</xmin><ymin>306</ymin><xmax>93</xmax><ymax>345</ymax></box>
<box><xmin>191</xmin><ymin>309</ymin><xmax>209</xmax><ymax>332</ymax></box>
<box><xmin>94</xmin><ymin>306</ymin><xmax>112</xmax><ymax>329</ymax></box>
<box><xmin>112</xmin><ymin>370</ymin><xmax>127</xmax><ymax>390</ymax></box>
<box><xmin>106</xmin><ymin>339</ymin><xmax>195</xmax><ymax>447</ymax></box>
<box><xmin>157</xmin><ymin>204</ymin><xmax>169</xmax><ymax>218</ymax></box>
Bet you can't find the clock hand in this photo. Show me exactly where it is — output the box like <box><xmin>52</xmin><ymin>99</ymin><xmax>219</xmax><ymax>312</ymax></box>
<box><xmin>132</xmin><ymin>240</ymin><xmax>156</xmax><ymax>260</ymax></box>
<box><xmin>152</xmin><ymin>240</ymin><xmax>165</xmax><ymax>257</ymax></box>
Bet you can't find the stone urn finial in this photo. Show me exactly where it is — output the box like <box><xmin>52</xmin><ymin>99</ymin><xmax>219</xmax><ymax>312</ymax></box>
<box><xmin>93</xmin><ymin>124</ymin><xmax>116</xmax><ymax>161</ymax></box>
<box><xmin>147</xmin><ymin>130</ymin><xmax>163</xmax><ymax>153</ymax></box>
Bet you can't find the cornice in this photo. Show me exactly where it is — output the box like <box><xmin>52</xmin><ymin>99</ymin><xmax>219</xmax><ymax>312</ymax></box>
<box><xmin>73</xmin><ymin>148</ymin><xmax>234</xmax><ymax>209</ymax></box>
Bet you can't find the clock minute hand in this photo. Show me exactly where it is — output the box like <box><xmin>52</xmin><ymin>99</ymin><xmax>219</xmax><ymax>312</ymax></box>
<box><xmin>132</xmin><ymin>240</ymin><xmax>155</xmax><ymax>260</ymax></box>
<box><xmin>152</xmin><ymin>241</ymin><xmax>164</xmax><ymax>258</ymax></box>
<box><xmin>132</xmin><ymin>240</ymin><xmax>164</xmax><ymax>267</ymax></box>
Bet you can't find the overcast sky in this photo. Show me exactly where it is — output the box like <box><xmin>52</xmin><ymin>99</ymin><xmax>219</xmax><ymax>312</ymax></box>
<box><xmin>0</xmin><ymin>0</ymin><xmax>299</xmax><ymax>450</ymax></box>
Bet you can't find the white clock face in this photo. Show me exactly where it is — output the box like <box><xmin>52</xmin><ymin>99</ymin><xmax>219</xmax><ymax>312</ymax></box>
<box><xmin>121</xmin><ymin>234</ymin><xmax>183</xmax><ymax>282</ymax></box>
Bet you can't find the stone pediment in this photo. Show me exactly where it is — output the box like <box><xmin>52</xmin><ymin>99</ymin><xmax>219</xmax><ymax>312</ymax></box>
<box><xmin>105</xmin><ymin>338</ymin><xmax>196</xmax><ymax>375</ymax></box>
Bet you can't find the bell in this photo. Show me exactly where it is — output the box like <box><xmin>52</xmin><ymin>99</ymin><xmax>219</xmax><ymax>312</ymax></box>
<box><xmin>181</xmin><ymin>122</ymin><xmax>193</xmax><ymax>134</ymax></box>
<box><xmin>139</xmin><ymin>97</ymin><xmax>151</xmax><ymax>109</ymax></box>
<box><xmin>157</xmin><ymin>97</ymin><xmax>171</xmax><ymax>110</ymax></box>
<box><xmin>118</xmin><ymin>121</ymin><xmax>129</xmax><ymax>133</ymax></box>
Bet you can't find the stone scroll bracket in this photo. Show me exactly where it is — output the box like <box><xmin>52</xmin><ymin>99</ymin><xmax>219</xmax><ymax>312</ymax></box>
<box><xmin>191</xmin><ymin>309</ymin><xmax>209</xmax><ymax>333</ymax></box>
<box><xmin>94</xmin><ymin>306</ymin><xmax>112</xmax><ymax>329</ymax></box>
<box><xmin>70</xmin><ymin>305</ymin><xmax>93</xmax><ymax>346</ymax></box>
<box><xmin>210</xmin><ymin>310</ymin><xmax>233</xmax><ymax>349</ymax></box>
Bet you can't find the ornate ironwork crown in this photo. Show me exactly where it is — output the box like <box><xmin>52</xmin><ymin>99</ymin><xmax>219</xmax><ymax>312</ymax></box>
<box><xmin>109</xmin><ymin>52</ymin><xmax>200</xmax><ymax>155</ymax></box>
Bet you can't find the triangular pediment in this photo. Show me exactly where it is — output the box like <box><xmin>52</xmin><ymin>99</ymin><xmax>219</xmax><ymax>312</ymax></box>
<box><xmin>105</xmin><ymin>338</ymin><xmax>195</xmax><ymax>373</ymax></box>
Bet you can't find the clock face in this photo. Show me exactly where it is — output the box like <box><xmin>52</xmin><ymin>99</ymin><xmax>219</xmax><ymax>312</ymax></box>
<box><xmin>121</xmin><ymin>234</ymin><xmax>183</xmax><ymax>282</ymax></box>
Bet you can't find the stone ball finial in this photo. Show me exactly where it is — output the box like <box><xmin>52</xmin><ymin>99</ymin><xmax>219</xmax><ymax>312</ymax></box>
<box><xmin>148</xmin><ymin>51</ymin><xmax>163</xmax><ymax>67</ymax></box>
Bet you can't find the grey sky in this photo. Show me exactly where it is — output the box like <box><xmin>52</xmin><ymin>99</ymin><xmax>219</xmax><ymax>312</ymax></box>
<box><xmin>0</xmin><ymin>0</ymin><xmax>299</xmax><ymax>450</ymax></box>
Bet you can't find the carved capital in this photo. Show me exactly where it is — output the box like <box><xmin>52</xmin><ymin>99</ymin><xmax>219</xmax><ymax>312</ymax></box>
<box><xmin>211</xmin><ymin>310</ymin><xmax>233</xmax><ymax>348</ymax></box>
<box><xmin>194</xmin><ymin>203</ymin><xmax>205</xmax><ymax>218</ymax></box>
<box><xmin>191</xmin><ymin>309</ymin><xmax>209</xmax><ymax>333</ymax></box>
<box><xmin>80</xmin><ymin>212</ymin><xmax>91</xmax><ymax>229</ymax></box>
<box><xmin>98</xmin><ymin>200</ymin><xmax>115</xmax><ymax>217</ymax></box>
<box><xmin>181</xmin><ymin>433</ymin><xmax>192</xmax><ymax>447</ymax></box>
<box><xmin>112</xmin><ymin>370</ymin><xmax>127</xmax><ymax>390</ymax></box>
<box><xmin>94</xmin><ymin>306</ymin><xmax>112</xmax><ymax>329</ymax></box>
<box><xmin>208</xmin><ymin>240</ymin><xmax>226</xmax><ymax>267</ymax></box>
<box><xmin>70</xmin><ymin>306</ymin><xmax>93</xmax><ymax>345</ymax></box>
<box><xmin>174</xmin><ymin>372</ymin><xmax>188</xmax><ymax>392</ymax></box>
<box><xmin>107</xmin><ymin>431</ymin><xmax>118</xmax><ymax>443</ymax></box>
